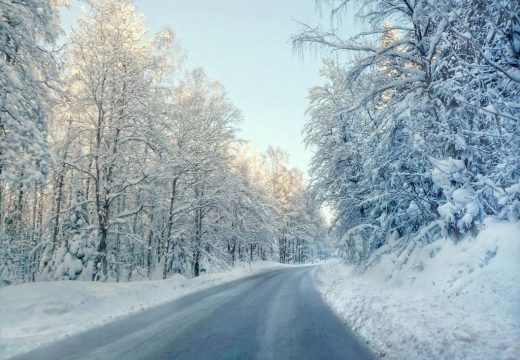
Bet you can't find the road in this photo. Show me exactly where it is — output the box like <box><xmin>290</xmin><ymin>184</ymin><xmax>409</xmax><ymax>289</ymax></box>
<box><xmin>12</xmin><ymin>266</ymin><xmax>377</xmax><ymax>360</ymax></box>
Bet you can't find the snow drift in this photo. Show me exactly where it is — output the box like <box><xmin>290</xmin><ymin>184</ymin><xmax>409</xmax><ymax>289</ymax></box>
<box><xmin>317</xmin><ymin>220</ymin><xmax>520</xmax><ymax>360</ymax></box>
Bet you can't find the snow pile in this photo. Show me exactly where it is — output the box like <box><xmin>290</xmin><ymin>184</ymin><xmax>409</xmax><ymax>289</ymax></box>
<box><xmin>431</xmin><ymin>157</ymin><xmax>482</xmax><ymax>232</ymax></box>
<box><xmin>0</xmin><ymin>261</ymin><xmax>290</xmax><ymax>360</ymax></box>
<box><xmin>317</xmin><ymin>220</ymin><xmax>520</xmax><ymax>360</ymax></box>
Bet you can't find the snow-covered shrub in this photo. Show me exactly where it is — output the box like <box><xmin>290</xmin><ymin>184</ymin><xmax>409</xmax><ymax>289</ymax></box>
<box><xmin>340</xmin><ymin>224</ymin><xmax>383</xmax><ymax>265</ymax></box>
<box><xmin>40</xmin><ymin>191</ymin><xmax>96</xmax><ymax>281</ymax></box>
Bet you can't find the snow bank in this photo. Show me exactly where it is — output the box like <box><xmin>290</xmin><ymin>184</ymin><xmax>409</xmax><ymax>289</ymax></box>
<box><xmin>317</xmin><ymin>220</ymin><xmax>520</xmax><ymax>360</ymax></box>
<box><xmin>0</xmin><ymin>261</ymin><xmax>290</xmax><ymax>360</ymax></box>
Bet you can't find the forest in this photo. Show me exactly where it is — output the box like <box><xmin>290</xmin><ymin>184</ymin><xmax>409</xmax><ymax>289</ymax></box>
<box><xmin>1</xmin><ymin>0</ymin><xmax>519</xmax><ymax>284</ymax></box>
<box><xmin>296</xmin><ymin>0</ymin><xmax>519</xmax><ymax>268</ymax></box>
<box><xmin>1</xmin><ymin>1</ymin><xmax>519</xmax><ymax>359</ymax></box>
<box><xmin>0</xmin><ymin>0</ymin><xmax>328</xmax><ymax>284</ymax></box>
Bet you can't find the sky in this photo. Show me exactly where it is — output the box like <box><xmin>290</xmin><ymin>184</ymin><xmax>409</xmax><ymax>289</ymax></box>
<box><xmin>60</xmin><ymin>0</ymin><xmax>357</xmax><ymax>175</ymax></box>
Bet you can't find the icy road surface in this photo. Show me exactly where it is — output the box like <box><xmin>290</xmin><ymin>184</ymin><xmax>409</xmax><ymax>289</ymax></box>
<box><xmin>11</xmin><ymin>266</ymin><xmax>376</xmax><ymax>360</ymax></box>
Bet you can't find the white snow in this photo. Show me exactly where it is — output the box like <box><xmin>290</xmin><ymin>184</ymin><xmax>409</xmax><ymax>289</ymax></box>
<box><xmin>431</xmin><ymin>157</ymin><xmax>466</xmax><ymax>196</ymax></box>
<box><xmin>316</xmin><ymin>220</ymin><xmax>520</xmax><ymax>360</ymax></box>
<box><xmin>506</xmin><ymin>183</ymin><xmax>520</xmax><ymax>195</ymax></box>
<box><xmin>0</xmin><ymin>261</ymin><xmax>291</xmax><ymax>360</ymax></box>
<box><xmin>452</xmin><ymin>187</ymin><xmax>475</xmax><ymax>206</ymax></box>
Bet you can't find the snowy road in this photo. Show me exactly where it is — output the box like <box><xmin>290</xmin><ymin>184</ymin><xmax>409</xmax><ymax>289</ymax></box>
<box><xmin>11</xmin><ymin>266</ymin><xmax>376</xmax><ymax>360</ymax></box>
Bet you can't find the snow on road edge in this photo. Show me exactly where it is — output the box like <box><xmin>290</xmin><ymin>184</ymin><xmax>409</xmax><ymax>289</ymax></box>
<box><xmin>0</xmin><ymin>261</ymin><xmax>291</xmax><ymax>360</ymax></box>
<box><xmin>315</xmin><ymin>220</ymin><xmax>520</xmax><ymax>360</ymax></box>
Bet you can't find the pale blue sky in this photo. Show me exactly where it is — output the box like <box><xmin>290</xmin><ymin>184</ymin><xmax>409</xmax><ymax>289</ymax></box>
<box><xmin>60</xmin><ymin>1</ymin><xmax>358</xmax><ymax>175</ymax></box>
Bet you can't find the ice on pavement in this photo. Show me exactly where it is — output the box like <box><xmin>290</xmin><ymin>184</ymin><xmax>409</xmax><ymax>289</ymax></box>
<box><xmin>0</xmin><ymin>261</ymin><xmax>290</xmax><ymax>360</ymax></box>
<box><xmin>317</xmin><ymin>220</ymin><xmax>520</xmax><ymax>360</ymax></box>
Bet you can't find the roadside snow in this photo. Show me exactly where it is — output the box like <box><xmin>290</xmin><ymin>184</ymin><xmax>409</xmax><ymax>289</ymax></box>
<box><xmin>0</xmin><ymin>261</ymin><xmax>290</xmax><ymax>360</ymax></box>
<box><xmin>316</xmin><ymin>220</ymin><xmax>520</xmax><ymax>360</ymax></box>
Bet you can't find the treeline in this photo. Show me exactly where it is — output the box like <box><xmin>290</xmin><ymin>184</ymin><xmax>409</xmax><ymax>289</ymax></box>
<box><xmin>297</xmin><ymin>0</ymin><xmax>519</xmax><ymax>265</ymax></box>
<box><xmin>0</xmin><ymin>0</ymin><xmax>327</xmax><ymax>283</ymax></box>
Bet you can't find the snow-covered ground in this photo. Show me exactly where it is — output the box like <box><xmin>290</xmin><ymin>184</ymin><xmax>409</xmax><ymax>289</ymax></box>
<box><xmin>0</xmin><ymin>261</ymin><xmax>290</xmax><ymax>360</ymax></box>
<box><xmin>316</xmin><ymin>220</ymin><xmax>520</xmax><ymax>360</ymax></box>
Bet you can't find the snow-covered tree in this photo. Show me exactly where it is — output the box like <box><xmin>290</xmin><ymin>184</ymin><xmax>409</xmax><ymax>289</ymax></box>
<box><xmin>0</xmin><ymin>0</ymin><xmax>61</xmax><ymax>282</ymax></box>
<box><xmin>0</xmin><ymin>0</ymin><xmax>59</xmax><ymax>188</ymax></box>
<box><xmin>0</xmin><ymin>0</ymin><xmax>324</xmax><ymax>285</ymax></box>
<box><xmin>297</xmin><ymin>0</ymin><xmax>520</xmax><ymax>265</ymax></box>
<box><xmin>63</xmin><ymin>0</ymin><xmax>175</xmax><ymax>280</ymax></box>
<box><xmin>168</xmin><ymin>69</ymin><xmax>241</xmax><ymax>276</ymax></box>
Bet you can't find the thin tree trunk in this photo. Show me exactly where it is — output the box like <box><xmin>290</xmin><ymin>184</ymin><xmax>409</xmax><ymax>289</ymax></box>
<box><xmin>193</xmin><ymin>195</ymin><xmax>203</xmax><ymax>277</ymax></box>
<box><xmin>163</xmin><ymin>177</ymin><xmax>178</xmax><ymax>279</ymax></box>
<box><xmin>115</xmin><ymin>194</ymin><xmax>124</xmax><ymax>282</ymax></box>
<box><xmin>85</xmin><ymin>159</ymin><xmax>93</xmax><ymax>201</ymax></box>
<box><xmin>146</xmin><ymin>212</ymin><xmax>154</xmax><ymax>279</ymax></box>
<box><xmin>52</xmin><ymin>167</ymin><xmax>65</xmax><ymax>248</ymax></box>
<box><xmin>231</xmin><ymin>241</ymin><xmax>236</xmax><ymax>265</ymax></box>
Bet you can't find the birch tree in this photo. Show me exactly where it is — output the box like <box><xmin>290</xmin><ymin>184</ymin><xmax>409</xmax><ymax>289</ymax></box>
<box><xmin>64</xmin><ymin>0</ymin><xmax>172</xmax><ymax>280</ymax></box>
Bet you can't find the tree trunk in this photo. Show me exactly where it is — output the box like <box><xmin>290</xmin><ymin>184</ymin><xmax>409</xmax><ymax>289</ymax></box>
<box><xmin>52</xmin><ymin>167</ymin><xmax>65</xmax><ymax>248</ymax></box>
<box><xmin>231</xmin><ymin>241</ymin><xmax>236</xmax><ymax>265</ymax></box>
<box><xmin>193</xmin><ymin>251</ymin><xmax>200</xmax><ymax>277</ymax></box>
<box><xmin>94</xmin><ymin>226</ymin><xmax>108</xmax><ymax>281</ymax></box>
<box><xmin>146</xmin><ymin>212</ymin><xmax>153</xmax><ymax>279</ymax></box>
<box><xmin>193</xmin><ymin>197</ymin><xmax>203</xmax><ymax>277</ymax></box>
<box><xmin>163</xmin><ymin>177</ymin><xmax>178</xmax><ymax>279</ymax></box>
<box><xmin>85</xmin><ymin>159</ymin><xmax>92</xmax><ymax>200</ymax></box>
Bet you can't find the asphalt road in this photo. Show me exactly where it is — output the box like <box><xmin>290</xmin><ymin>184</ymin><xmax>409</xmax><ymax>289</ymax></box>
<box><xmin>12</xmin><ymin>266</ymin><xmax>377</xmax><ymax>360</ymax></box>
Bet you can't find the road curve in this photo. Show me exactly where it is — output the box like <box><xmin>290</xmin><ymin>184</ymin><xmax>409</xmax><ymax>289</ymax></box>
<box><xmin>11</xmin><ymin>266</ymin><xmax>377</xmax><ymax>360</ymax></box>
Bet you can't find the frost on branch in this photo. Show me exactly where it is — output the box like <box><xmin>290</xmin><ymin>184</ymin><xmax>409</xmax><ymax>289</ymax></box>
<box><xmin>299</xmin><ymin>0</ymin><xmax>520</xmax><ymax>266</ymax></box>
